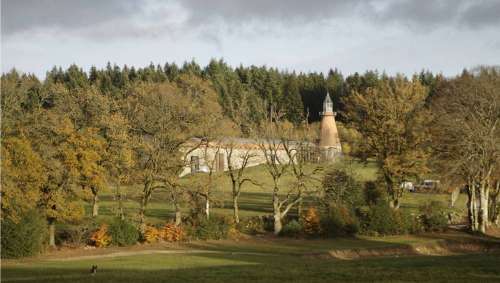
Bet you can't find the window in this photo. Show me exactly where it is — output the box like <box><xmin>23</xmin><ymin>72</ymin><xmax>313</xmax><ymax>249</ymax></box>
<box><xmin>191</xmin><ymin>156</ymin><xmax>200</xmax><ymax>173</ymax></box>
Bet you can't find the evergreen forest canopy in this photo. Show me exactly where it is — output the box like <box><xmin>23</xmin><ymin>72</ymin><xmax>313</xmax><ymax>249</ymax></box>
<box><xmin>1</xmin><ymin>59</ymin><xmax>499</xmax><ymax>248</ymax></box>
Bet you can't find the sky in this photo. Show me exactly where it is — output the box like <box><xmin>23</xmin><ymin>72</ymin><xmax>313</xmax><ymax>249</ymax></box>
<box><xmin>2</xmin><ymin>0</ymin><xmax>500</xmax><ymax>78</ymax></box>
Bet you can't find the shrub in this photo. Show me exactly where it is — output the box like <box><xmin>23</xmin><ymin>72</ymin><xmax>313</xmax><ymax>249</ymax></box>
<box><xmin>322</xmin><ymin>168</ymin><xmax>363</xmax><ymax>208</ymax></box>
<box><xmin>402</xmin><ymin>213</ymin><xmax>424</xmax><ymax>234</ymax></box>
<box><xmin>419</xmin><ymin>201</ymin><xmax>448</xmax><ymax>232</ymax></box>
<box><xmin>363</xmin><ymin>181</ymin><xmax>385</xmax><ymax>206</ymax></box>
<box><xmin>360</xmin><ymin>201</ymin><xmax>420</xmax><ymax>235</ymax></box>
<box><xmin>362</xmin><ymin>201</ymin><xmax>399</xmax><ymax>235</ymax></box>
<box><xmin>302</xmin><ymin>207</ymin><xmax>321</xmax><ymax>236</ymax></box>
<box><xmin>90</xmin><ymin>224</ymin><xmax>112</xmax><ymax>247</ymax></box>
<box><xmin>238</xmin><ymin>216</ymin><xmax>265</xmax><ymax>235</ymax></box>
<box><xmin>56</xmin><ymin>223</ymin><xmax>96</xmax><ymax>246</ymax></box>
<box><xmin>143</xmin><ymin>225</ymin><xmax>162</xmax><ymax>243</ymax></box>
<box><xmin>1</xmin><ymin>210</ymin><xmax>47</xmax><ymax>258</ymax></box>
<box><xmin>321</xmin><ymin>205</ymin><xmax>359</xmax><ymax>237</ymax></box>
<box><xmin>162</xmin><ymin>223</ymin><xmax>185</xmax><ymax>242</ymax></box>
<box><xmin>109</xmin><ymin>218</ymin><xmax>139</xmax><ymax>246</ymax></box>
<box><xmin>280</xmin><ymin>220</ymin><xmax>303</xmax><ymax>237</ymax></box>
<box><xmin>187</xmin><ymin>215</ymin><xmax>233</xmax><ymax>240</ymax></box>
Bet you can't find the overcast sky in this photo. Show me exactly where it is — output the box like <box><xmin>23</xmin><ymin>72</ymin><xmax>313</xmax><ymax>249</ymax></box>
<box><xmin>2</xmin><ymin>0</ymin><xmax>500</xmax><ymax>78</ymax></box>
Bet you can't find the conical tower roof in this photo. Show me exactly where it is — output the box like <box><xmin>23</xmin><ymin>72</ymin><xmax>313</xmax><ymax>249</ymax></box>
<box><xmin>319</xmin><ymin>92</ymin><xmax>341</xmax><ymax>149</ymax></box>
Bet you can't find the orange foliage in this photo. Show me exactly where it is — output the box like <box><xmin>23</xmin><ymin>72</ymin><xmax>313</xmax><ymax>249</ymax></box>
<box><xmin>162</xmin><ymin>223</ymin><xmax>185</xmax><ymax>242</ymax></box>
<box><xmin>302</xmin><ymin>207</ymin><xmax>321</xmax><ymax>235</ymax></box>
<box><xmin>90</xmin><ymin>224</ymin><xmax>112</xmax><ymax>247</ymax></box>
<box><xmin>143</xmin><ymin>226</ymin><xmax>162</xmax><ymax>243</ymax></box>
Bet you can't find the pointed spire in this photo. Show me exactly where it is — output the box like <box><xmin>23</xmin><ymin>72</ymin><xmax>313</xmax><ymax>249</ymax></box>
<box><xmin>323</xmin><ymin>92</ymin><xmax>333</xmax><ymax>114</ymax></box>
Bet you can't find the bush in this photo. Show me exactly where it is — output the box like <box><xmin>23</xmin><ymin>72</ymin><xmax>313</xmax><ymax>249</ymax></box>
<box><xmin>238</xmin><ymin>216</ymin><xmax>265</xmax><ymax>235</ymax></box>
<box><xmin>1</xmin><ymin>210</ymin><xmax>47</xmax><ymax>258</ymax></box>
<box><xmin>187</xmin><ymin>215</ymin><xmax>233</xmax><ymax>240</ymax></box>
<box><xmin>359</xmin><ymin>201</ymin><xmax>421</xmax><ymax>235</ymax></box>
<box><xmin>109</xmin><ymin>218</ymin><xmax>139</xmax><ymax>246</ymax></box>
<box><xmin>361</xmin><ymin>201</ymin><xmax>399</xmax><ymax>235</ymax></box>
<box><xmin>363</xmin><ymin>181</ymin><xmax>385</xmax><ymax>206</ymax></box>
<box><xmin>419</xmin><ymin>201</ymin><xmax>448</xmax><ymax>232</ymax></box>
<box><xmin>322</xmin><ymin>168</ymin><xmax>363</xmax><ymax>208</ymax></box>
<box><xmin>56</xmin><ymin>222</ymin><xmax>97</xmax><ymax>246</ymax></box>
<box><xmin>143</xmin><ymin>225</ymin><xmax>162</xmax><ymax>243</ymax></box>
<box><xmin>90</xmin><ymin>224</ymin><xmax>112</xmax><ymax>247</ymax></box>
<box><xmin>321</xmin><ymin>205</ymin><xmax>359</xmax><ymax>237</ymax></box>
<box><xmin>280</xmin><ymin>220</ymin><xmax>303</xmax><ymax>237</ymax></box>
<box><xmin>162</xmin><ymin>223</ymin><xmax>185</xmax><ymax>242</ymax></box>
<box><xmin>401</xmin><ymin>213</ymin><xmax>424</xmax><ymax>234</ymax></box>
<box><xmin>302</xmin><ymin>207</ymin><xmax>321</xmax><ymax>236</ymax></box>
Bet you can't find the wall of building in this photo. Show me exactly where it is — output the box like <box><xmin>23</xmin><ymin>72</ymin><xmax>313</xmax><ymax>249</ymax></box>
<box><xmin>179</xmin><ymin>145</ymin><xmax>291</xmax><ymax>177</ymax></box>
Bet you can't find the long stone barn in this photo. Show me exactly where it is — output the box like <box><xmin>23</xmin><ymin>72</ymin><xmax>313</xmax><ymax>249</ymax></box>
<box><xmin>180</xmin><ymin>92</ymin><xmax>342</xmax><ymax>176</ymax></box>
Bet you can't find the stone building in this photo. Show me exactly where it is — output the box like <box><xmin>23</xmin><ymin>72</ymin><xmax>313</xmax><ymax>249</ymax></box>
<box><xmin>181</xmin><ymin>92</ymin><xmax>342</xmax><ymax>175</ymax></box>
<box><xmin>318</xmin><ymin>92</ymin><xmax>342</xmax><ymax>161</ymax></box>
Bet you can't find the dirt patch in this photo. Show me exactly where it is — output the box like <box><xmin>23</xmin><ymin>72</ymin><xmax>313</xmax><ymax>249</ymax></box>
<box><xmin>319</xmin><ymin>239</ymin><xmax>500</xmax><ymax>260</ymax></box>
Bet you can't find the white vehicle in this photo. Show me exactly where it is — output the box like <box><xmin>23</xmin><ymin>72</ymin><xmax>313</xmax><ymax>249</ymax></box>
<box><xmin>400</xmin><ymin>181</ymin><xmax>415</xmax><ymax>192</ymax></box>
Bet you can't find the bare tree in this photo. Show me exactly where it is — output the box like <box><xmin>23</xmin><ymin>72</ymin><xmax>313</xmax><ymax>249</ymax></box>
<box><xmin>257</xmin><ymin>110</ymin><xmax>305</xmax><ymax>234</ymax></box>
<box><xmin>224</xmin><ymin>138</ymin><xmax>259</xmax><ymax>223</ymax></box>
<box><xmin>431</xmin><ymin>68</ymin><xmax>500</xmax><ymax>233</ymax></box>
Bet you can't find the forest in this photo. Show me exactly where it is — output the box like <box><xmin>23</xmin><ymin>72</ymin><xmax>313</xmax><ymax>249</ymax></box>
<box><xmin>1</xmin><ymin>60</ymin><xmax>499</xmax><ymax>258</ymax></box>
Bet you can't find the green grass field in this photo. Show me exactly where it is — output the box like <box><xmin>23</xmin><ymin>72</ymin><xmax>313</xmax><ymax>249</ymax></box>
<box><xmin>1</xmin><ymin>159</ymin><xmax>496</xmax><ymax>283</ymax></box>
<box><xmin>78</xmin><ymin>158</ymin><xmax>467</xmax><ymax>226</ymax></box>
<box><xmin>2</xmin><ymin>234</ymin><xmax>499</xmax><ymax>283</ymax></box>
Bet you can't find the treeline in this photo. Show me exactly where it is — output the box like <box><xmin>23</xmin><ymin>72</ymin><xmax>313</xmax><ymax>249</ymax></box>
<box><xmin>1</xmin><ymin>61</ymin><xmax>499</xmax><ymax>257</ymax></box>
<box><xmin>42</xmin><ymin>59</ymin><xmax>443</xmax><ymax>124</ymax></box>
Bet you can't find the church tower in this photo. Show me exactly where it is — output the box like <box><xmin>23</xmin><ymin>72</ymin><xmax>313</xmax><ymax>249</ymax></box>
<box><xmin>319</xmin><ymin>92</ymin><xmax>342</xmax><ymax>161</ymax></box>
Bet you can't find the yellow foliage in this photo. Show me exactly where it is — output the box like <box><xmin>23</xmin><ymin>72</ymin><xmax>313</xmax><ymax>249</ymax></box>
<box><xmin>302</xmin><ymin>207</ymin><xmax>321</xmax><ymax>235</ymax></box>
<box><xmin>162</xmin><ymin>223</ymin><xmax>185</xmax><ymax>242</ymax></box>
<box><xmin>143</xmin><ymin>226</ymin><xmax>162</xmax><ymax>243</ymax></box>
<box><xmin>90</xmin><ymin>224</ymin><xmax>112</xmax><ymax>247</ymax></box>
<box><xmin>1</xmin><ymin>137</ymin><xmax>45</xmax><ymax>222</ymax></box>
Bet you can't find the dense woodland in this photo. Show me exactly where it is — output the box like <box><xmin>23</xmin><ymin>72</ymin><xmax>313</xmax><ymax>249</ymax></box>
<box><xmin>1</xmin><ymin>60</ymin><xmax>499</xmax><ymax>257</ymax></box>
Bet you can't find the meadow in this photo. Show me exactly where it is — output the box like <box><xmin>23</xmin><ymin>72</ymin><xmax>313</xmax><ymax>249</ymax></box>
<box><xmin>78</xmin><ymin>159</ymin><xmax>467</xmax><ymax>226</ymax></box>
<box><xmin>2</xmin><ymin>159</ymin><xmax>496</xmax><ymax>283</ymax></box>
<box><xmin>2</xmin><ymin>233</ymin><xmax>499</xmax><ymax>283</ymax></box>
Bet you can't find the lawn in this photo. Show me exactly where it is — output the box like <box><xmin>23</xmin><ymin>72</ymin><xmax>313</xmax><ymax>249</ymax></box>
<box><xmin>2</xmin><ymin>234</ymin><xmax>500</xmax><ymax>283</ymax></box>
<box><xmin>78</xmin><ymin>158</ymin><xmax>467</xmax><ymax>226</ymax></box>
<box><xmin>10</xmin><ymin>158</ymin><xmax>487</xmax><ymax>283</ymax></box>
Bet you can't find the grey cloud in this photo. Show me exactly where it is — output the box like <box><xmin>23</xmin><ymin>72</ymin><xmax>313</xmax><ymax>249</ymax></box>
<box><xmin>460</xmin><ymin>0</ymin><xmax>500</xmax><ymax>28</ymax></box>
<box><xmin>1</xmin><ymin>0</ymin><xmax>141</xmax><ymax>35</ymax></box>
<box><xmin>180</xmin><ymin>0</ymin><xmax>500</xmax><ymax>30</ymax></box>
<box><xmin>180</xmin><ymin>0</ymin><xmax>366</xmax><ymax>25</ymax></box>
<box><xmin>2</xmin><ymin>0</ymin><xmax>499</xmax><ymax>39</ymax></box>
<box><xmin>374</xmin><ymin>0</ymin><xmax>463</xmax><ymax>28</ymax></box>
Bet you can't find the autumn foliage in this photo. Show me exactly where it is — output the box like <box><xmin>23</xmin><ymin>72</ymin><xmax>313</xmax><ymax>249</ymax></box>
<box><xmin>302</xmin><ymin>207</ymin><xmax>321</xmax><ymax>235</ymax></box>
<box><xmin>162</xmin><ymin>223</ymin><xmax>185</xmax><ymax>242</ymax></box>
<box><xmin>90</xmin><ymin>224</ymin><xmax>112</xmax><ymax>247</ymax></box>
<box><xmin>143</xmin><ymin>226</ymin><xmax>163</xmax><ymax>243</ymax></box>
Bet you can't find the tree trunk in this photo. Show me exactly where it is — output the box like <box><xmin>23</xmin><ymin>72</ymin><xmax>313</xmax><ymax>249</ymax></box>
<box><xmin>116</xmin><ymin>182</ymin><xmax>125</xmax><ymax>220</ymax></box>
<box><xmin>92</xmin><ymin>192</ymin><xmax>99</xmax><ymax>217</ymax></box>
<box><xmin>139</xmin><ymin>196</ymin><xmax>147</xmax><ymax>233</ymax></box>
<box><xmin>233</xmin><ymin>196</ymin><xmax>240</xmax><ymax>224</ymax></box>
<box><xmin>489</xmin><ymin>181</ymin><xmax>499</xmax><ymax>225</ymax></box>
<box><xmin>467</xmin><ymin>182</ymin><xmax>479</xmax><ymax>232</ymax></box>
<box><xmin>385</xmin><ymin>174</ymin><xmax>400</xmax><ymax>210</ymax></box>
<box><xmin>272</xmin><ymin>191</ymin><xmax>282</xmax><ymax>235</ymax></box>
<box><xmin>48</xmin><ymin>219</ymin><xmax>56</xmax><ymax>247</ymax></box>
<box><xmin>479</xmin><ymin>182</ymin><xmax>489</xmax><ymax>233</ymax></box>
<box><xmin>273</xmin><ymin>211</ymin><xmax>282</xmax><ymax>235</ymax></box>
<box><xmin>205</xmin><ymin>197</ymin><xmax>210</xmax><ymax>220</ymax></box>
<box><xmin>174</xmin><ymin>203</ymin><xmax>182</xmax><ymax>226</ymax></box>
